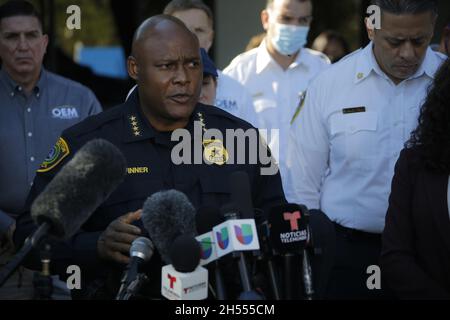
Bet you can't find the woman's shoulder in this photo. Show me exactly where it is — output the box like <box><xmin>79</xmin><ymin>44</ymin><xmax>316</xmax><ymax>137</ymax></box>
<box><xmin>399</xmin><ymin>146</ymin><xmax>426</xmax><ymax>171</ymax></box>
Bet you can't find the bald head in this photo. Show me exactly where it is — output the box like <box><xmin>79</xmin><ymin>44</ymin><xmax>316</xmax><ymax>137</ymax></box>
<box><xmin>127</xmin><ymin>14</ymin><xmax>203</xmax><ymax>133</ymax></box>
<box><xmin>131</xmin><ymin>14</ymin><xmax>199</xmax><ymax>58</ymax></box>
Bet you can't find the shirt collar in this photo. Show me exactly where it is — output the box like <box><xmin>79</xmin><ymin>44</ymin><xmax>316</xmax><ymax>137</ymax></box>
<box><xmin>354</xmin><ymin>42</ymin><xmax>383</xmax><ymax>83</ymax></box>
<box><xmin>412</xmin><ymin>47</ymin><xmax>444</xmax><ymax>80</ymax></box>
<box><xmin>122</xmin><ymin>88</ymin><xmax>202</xmax><ymax>144</ymax></box>
<box><xmin>355</xmin><ymin>41</ymin><xmax>442</xmax><ymax>84</ymax></box>
<box><xmin>256</xmin><ymin>38</ymin><xmax>309</xmax><ymax>74</ymax></box>
<box><xmin>0</xmin><ymin>67</ymin><xmax>46</xmax><ymax>98</ymax></box>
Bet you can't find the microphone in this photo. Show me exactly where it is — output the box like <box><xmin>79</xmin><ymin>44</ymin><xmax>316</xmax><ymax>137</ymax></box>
<box><xmin>161</xmin><ymin>235</ymin><xmax>208</xmax><ymax>300</ymax></box>
<box><xmin>141</xmin><ymin>190</ymin><xmax>197</xmax><ymax>264</ymax></box>
<box><xmin>196</xmin><ymin>206</ymin><xmax>222</xmax><ymax>266</ymax></box>
<box><xmin>0</xmin><ymin>139</ymin><xmax>126</xmax><ymax>287</ymax></box>
<box><xmin>214</xmin><ymin>204</ymin><xmax>261</xmax><ymax>258</ymax></box>
<box><xmin>218</xmin><ymin>203</ymin><xmax>263</xmax><ymax>300</ymax></box>
<box><xmin>269</xmin><ymin>203</ymin><xmax>314</xmax><ymax>300</ymax></box>
<box><xmin>195</xmin><ymin>205</ymin><xmax>227</xmax><ymax>300</ymax></box>
<box><xmin>116</xmin><ymin>237</ymin><xmax>154</xmax><ymax>300</ymax></box>
<box><xmin>32</xmin><ymin>138</ymin><xmax>127</xmax><ymax>240</ymax></box>
<box><xmin>227</xmin><ymin>171</ymin><xmax>264</xmax><ymax>299</ymax></box>
<box><xmin>254</xmin><ymin>209</ymin><xmax>281</xmax><ymax>300</ymax></box>
<box><xmin>229</xmin><ymin>171</ymin><xmax>255</xmax><ymax>219</ymax></box>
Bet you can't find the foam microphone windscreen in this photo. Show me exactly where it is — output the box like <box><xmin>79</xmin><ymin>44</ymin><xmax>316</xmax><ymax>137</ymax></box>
<box><xmin>170</xmin><ymin>234</ymin><xmax>201</xmax><ymax>273</ymax></box>
<box><xmin>142</xmin><ymin>190</ymin><xmax>197</xmax><ymax>264</ymax></box>
<box><xmin>229</xmin><ymin>171</ymin><xmax>255</xmax><ymax>219</ymax></box>
<box><xmin>268</xmin><ymin>203</ymin><xmax>309</xmax><ymax>254</ymax></box>
<box><xmin>31</xmin><ymin>139</ymin><xmax>127</xmax><ymax>240</ymax></box>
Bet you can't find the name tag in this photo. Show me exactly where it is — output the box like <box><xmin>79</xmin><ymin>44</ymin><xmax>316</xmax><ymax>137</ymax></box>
<box><xmin>342</xmin><ymin>107</ymin><xmax>366</xmax><ymax>114</ymax></box>
<box><xmin>127</xmin><ymin>167</ymin><xmax>149</xmax><ymax>175</ymax></box>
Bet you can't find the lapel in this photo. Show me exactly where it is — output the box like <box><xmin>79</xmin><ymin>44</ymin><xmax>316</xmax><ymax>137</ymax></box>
<box><xmin>423</xmin><ymin>171</ymin><xmax>450</xmax><ymax>254</ymax></box>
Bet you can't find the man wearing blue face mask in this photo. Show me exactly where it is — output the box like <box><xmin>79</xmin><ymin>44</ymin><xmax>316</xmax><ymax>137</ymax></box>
<box><xmin>224</xmin><ymin>0</ymin><xmax>329</xmax><ymax>192</ymax></box>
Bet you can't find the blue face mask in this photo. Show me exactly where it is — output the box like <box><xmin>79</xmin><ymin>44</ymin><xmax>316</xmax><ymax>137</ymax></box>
<box><xmin>271</xmin><ymin>23</ymin><xmax>310</xmax><ymax>56</ymax></box>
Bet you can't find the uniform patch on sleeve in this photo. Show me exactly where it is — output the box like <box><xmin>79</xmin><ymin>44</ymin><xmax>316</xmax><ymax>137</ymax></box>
<box><xmin>37</xmin><ymin>137</ymin><xmax>70</xmax><ymax>173</ymax></box>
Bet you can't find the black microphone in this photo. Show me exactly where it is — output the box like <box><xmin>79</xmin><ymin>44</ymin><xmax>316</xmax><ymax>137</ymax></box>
<box><xmin>254</xmin><ymin>209</ymin><xmax>281</xmax><ymax>300</ymax></box>
<box><xmin>229</xmin><ymin>171</ymin><xmax>254</xmax><ymax>219</ymax></box>
<box><xmin>220</xmin><ymin>203</ymin><xmax>263</xmax><ymax>300</ymax></box>
<box><xmin>170</xmin><ymin>235</ymin><xmax>202</xmax><ymax>273</ymax></box>
<box><xmin>305</xmin><ymin>209</ymin><xmax>336</xmax><ymax>299</ymax></box>
<box><xmin>116</xmin><ymin>237</ymin><xmax>154</xmax><ymax>300</ymax></box>
<box><xmin>161</xmin><ymin>234</ymin><xmax>208</xmax><ymax>300</ymax></box>
<box><xmin>269</xmin><ymin>203</ymin><xmax>313</xmax><ymax>300</ymax></box>
<box><xmin>227</xmin><ymin>171</ymin><xmax>265</xmax><ymax>300</ymax></box>
<box><xmin>0</xmin><ymin>139</ymin><xmax>126</xmax><ymax>287</ymax></box>
<box><xmin>141</xmin><ymin>190</ymin><xmax>197</xmax><ymax>264</ymax></box>
<box><xmin>196</xmin><ymin>205</ymin><xmax>227</xmax><ymax>300</ymax></box>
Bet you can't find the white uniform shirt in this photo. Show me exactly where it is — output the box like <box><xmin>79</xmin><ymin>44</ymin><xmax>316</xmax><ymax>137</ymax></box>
<box><xmin>286</xmin><ymin>43</ymin><xmax>446</xmax><ymax>233</ymax></box>
<box><xmin>224</xmin><ymin>40</ymin><xmax>330</xmax><ymax>191</ymax></box>
<box><xmin>215</xmin><ymin>70</ymin><xmax>257</xmax><ymax>124</ymax></box>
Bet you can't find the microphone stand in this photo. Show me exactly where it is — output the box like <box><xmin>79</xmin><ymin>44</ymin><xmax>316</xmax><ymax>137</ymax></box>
<box><xmin>223</xmin><ymin>211</ymin><xmax>264</xmax><ymax>300</ymax></box>
<box><xmin>283</xmin><ymin>253</ymin><xmax>296</xmax><ymax>300</ymax></box>
<box><xmin>33</xmin><ymin>243</ymin><xmax>53</xmax><ymax>300</ymax></box>
<box><xmin>120</xmin><ymin>274</ymin><xmax>149</xmax><ymax>300</ymax></box>
<box><xmin>214</xmin><ymin>262</ymin><xmax>227</xmax><ymax>300</ymax></box>
<box><xmin>302</xmin><ymin>249</ymin><xmax>314</xmax><ymax>300</ymax></box>
<box><xmin>257</xmin><ymin>221</ymin><xmax>281</xmax><ymax>300</ymax></box>
<box><xmin>0</xmin><ymin>223</ymin><xmax>50</xmax><ymax>287</ymax></box>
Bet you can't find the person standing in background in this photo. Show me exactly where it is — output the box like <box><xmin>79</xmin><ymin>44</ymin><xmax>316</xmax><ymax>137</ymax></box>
<box><xmin>199</xmin><ymin>48</ymin><xmax>219</xmax><ymax>105</ymax></box>
<box><xmin>286</xmin><ymin>0</ymin><xmax>445</xmax><ymax>299</ymax></box>
<box><xmin>438</xmin><ymin>23</ymin><xmax>450</xmax><ymax>56</ymax></box>
<box><xmin>164</xmin><ymin>0</ymin><xmax>258</xmax><ymax>123</ymax></box>
<box><xmin>312</xmin><ymin>30</ymin><xmax>350</xmax><ymax>63</ymax></box>
<box><xmin>224</xmin><ymin>0</ymin><xmax>330</xmax><ymax>190</ymax></box>
<box><xmin>382</xmin><ymin>58</ymin><xmax>450</xmax><ymax>300</ymax></box>
<box><xmin>0</xmin><ymin>0</ymin><xmax>102</xmax><ymax>300</ymax></box>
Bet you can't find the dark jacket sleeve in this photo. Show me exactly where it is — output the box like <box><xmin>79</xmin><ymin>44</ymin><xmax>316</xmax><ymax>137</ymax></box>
<box><xmin>13</xmin><ymin>135</ymin><xmax>104</xmax><ymax>280</ymax></box>
<box><xmin>381</xmin><ymin>148</ymin><xmax>450</xmax><ymax>299</ymax></box>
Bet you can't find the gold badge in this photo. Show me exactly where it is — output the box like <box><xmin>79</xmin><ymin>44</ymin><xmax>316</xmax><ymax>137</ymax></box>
<box><xmin>203</xmin><ymin>139</ymin><xmax>228</xmax><ymax>166</ymax></box>
<box><xmin>37</xmin><ymin>137</ymin><xmax>70</xmax><ymax>173</ymax></box>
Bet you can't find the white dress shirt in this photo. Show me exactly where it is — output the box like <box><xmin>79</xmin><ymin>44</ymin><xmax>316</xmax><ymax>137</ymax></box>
<box><xmin>224</xmin><ymin>39</ymin><xmax>330</xmax><ymax>189</ymax></box>
<box><xmin>286</xmin><ymin>42</ymin><xmax>446</xmax><ymax>233</ymax></box>
<box><xmin>215</xmin><ymin>70</ymin><xmax>258</xmax><ymax>123</ymax></box>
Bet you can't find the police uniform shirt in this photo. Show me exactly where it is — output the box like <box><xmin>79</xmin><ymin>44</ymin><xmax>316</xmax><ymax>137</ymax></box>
<box><xmin>14</xmin><ymin>89</ymin><xmax>286</xmax><ymax>297</ymax></box>
<box><xmin>223</xmin><ymin>39</ymin><xmax>330</xmax><ymax>198</ymax></box>
<box><xmin>0</xmin><ymin>68</ymin><xmax>102</xmax><ymax>235</ymax></box>
<box><xmin>286</xmin><ymin>42</ymin><xmax>446</xmax><ymax>233</ymax></box>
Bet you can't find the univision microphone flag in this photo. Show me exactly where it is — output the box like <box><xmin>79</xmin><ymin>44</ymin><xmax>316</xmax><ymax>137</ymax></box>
<box><xmin>213</xmin><ymin>219</ymin><xmax>260</xmax><ymax>258</ymax></box>
<box><xmin>195</xmin><ymin>232</ymin><xmax>218</xmax><ymax>266</ymax></box>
